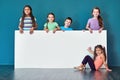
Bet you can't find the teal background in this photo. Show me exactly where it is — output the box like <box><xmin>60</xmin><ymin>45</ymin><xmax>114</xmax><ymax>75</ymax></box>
<box><xmin>0</xmin><ymin>0</ymin><xmax>120</xmax><ymax>66</ymax></box>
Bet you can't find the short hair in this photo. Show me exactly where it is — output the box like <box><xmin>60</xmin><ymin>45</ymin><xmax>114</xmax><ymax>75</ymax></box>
<box><xmin>65</xmin><ymin>17</ymin><xmax>72</xmax><ymax>23</ymax></box>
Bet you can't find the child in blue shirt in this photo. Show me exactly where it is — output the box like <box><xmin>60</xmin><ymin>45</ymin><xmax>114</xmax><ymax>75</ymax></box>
<box><xmin>60</xmin><ymin>17</ymin><xmax>73</xmax><ymax>31</ymax></box>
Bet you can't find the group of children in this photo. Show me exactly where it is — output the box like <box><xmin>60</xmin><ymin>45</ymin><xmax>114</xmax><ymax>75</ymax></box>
<box><xmin>18</xmin><ymin>5</ymin><xmax>104</xmax><ymax>34</ymax></box>
<box><xmin>18</xmin><ymin>5</ymin><xmax>112</xmax><ymax>72</ymax></box>
<box><xmin>18</xmin><ymin>5</ymin><xmax>73</xmax><ymax>34</ymax></box>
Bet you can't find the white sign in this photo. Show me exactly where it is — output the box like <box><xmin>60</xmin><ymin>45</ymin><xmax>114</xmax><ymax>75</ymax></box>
<box><xmin>15</xmin><ymin>30</ymin><xmax>107</xmax><ymax>68</ymax></box>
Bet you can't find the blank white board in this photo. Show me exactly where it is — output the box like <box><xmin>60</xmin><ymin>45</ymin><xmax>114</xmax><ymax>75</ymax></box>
<box><xmin>15</xmin><ymin>30</ymin><xmax>107</xmax><ymax>68</ymax></box>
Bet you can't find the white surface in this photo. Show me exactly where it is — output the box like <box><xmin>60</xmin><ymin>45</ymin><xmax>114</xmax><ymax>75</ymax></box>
<box><xmin>15</xmin><ymin>30</ymin><xmax>107</xmax><ymax>68</ymax></box>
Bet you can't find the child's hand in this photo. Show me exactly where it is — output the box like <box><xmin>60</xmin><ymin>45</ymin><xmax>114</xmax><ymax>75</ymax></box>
<box><xmin>89</xmin><ymin>29</ymin><xmax>93</xmax><ymax>33</ymax></box>
<box><xmin>87</xmin><ymin>47</ymin><xmax>91</xmax><ymax>51</ymax></box>
<box><xmin>82</xmin><ymin>30</ymin><xmax>85</xmax><ymax>32</ymax></box>
<box><xmin>30</xmin><ymin>28</ymin><xmax>34</xmax><ymax>34</ymax></box>
<box><xmin>98</xmin><ymin>29</ymin><xmax>102</xmax><ymax>33</ymax></box>
<box><xmin>45</xmin><ymin>29</ymin><xmax>49</xmax><ymax>33</ymax></box>
<box><xmin>53</xmin><ymin>28</ymin><xmax>57</xmax><ymax>33</ymax></box>
<box><xmin>19</xmin><ymin>29</ymin><xmax>23</xmax><ymax>34</ymax></box>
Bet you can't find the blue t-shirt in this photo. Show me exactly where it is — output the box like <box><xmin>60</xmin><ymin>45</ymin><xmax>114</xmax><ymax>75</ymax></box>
<box><xmin>60</xmin><ymin>26</ymin><xmax>73</xmax><ymax>31</ymax></box>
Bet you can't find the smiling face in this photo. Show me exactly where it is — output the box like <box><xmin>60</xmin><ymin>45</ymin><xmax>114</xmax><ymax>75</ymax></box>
<box><xmin>47</xmin><ymin>14</ymin><xmax>55</xmax><ymax>22</ymax></box>
<box><xmin>24</xmin><ymin>7</ymin><xmax>31</xmax><ymax>16</ymax></box>
<box><xmin>92</xmin><ymin>8</ymin><xmax>100</xmax><ymax>18</ymax></box>
<box><xmin>95</xmin><ymin>47</ymin><xmax>102</xmax><ymax>55</ymax></box>
<box><xmin>64</xmin><ymin>19</ymin><xmax>72</xmax><ymax>28</ymax></box>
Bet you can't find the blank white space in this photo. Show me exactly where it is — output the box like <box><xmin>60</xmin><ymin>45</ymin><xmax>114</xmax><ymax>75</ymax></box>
<box><xmin>15</xmin><ymin>30</ymin><xmax>107</xmax><ymax>68</ymax></box>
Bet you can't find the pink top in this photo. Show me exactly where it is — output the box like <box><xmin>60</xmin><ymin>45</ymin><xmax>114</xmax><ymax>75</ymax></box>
<box><xmin>94</xmin><ymin>56</ymin><xmax>103</xmax><ymax>70</ymax></box>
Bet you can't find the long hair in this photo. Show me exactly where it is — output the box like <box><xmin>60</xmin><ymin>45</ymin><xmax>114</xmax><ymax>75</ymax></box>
<box><xmin>46</xmin><ymin>12</ymin><xmax>55</xmax><ymax>29</ymax></box>
<box><xmin>20</xmin><ymin>5</ymin><xmax>36</xmax><ymax>28</ymax></box>
<box><xmin>93</xmin><ymin>45</ymin><xmax>106</xmax><ymax>61</ymax></box>
<box><xmin>92</xmin><ymin>7</ymin><xmax>103</xmax><ymax>28</ymax></box>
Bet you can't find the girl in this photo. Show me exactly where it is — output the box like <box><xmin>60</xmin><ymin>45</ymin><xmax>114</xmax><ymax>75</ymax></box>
<box><xmin>86</xmin><ymin>7</ymin><xmax>104</xmax><ymax>33</ymax></box>
<box><xmin>18</xmin><ymin>5</ymin><xmax>37</xmax><ymax>34</ymax></box>
<box><xmin>44</xmin><ymin>12</ymin><xmax>60</xmax><ymax>33</ymax></box>
<box><xmin>60</xmin><ymin>17</ymin><xmax>73</xmax><ymax>31</ymax></box>
<box><xmin>74</xmin><ymin>45</ymin><xmax>112</xmax><ymax>71</ymax></box>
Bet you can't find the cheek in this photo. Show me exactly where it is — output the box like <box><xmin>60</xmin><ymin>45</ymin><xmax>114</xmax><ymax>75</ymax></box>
<box><xmin>65</xmin><ymin>22</ymin><xmax>70</xmax><ymax>25</ymax></box>
<box><xmin>52</xmin><ymin>18</ymin><xmax>54</xmax><ymax>20</ymax></box>
<box><xmin>25</xmin><ymin>10</ymin><xmax>30</xmax><ymax>14</ymax></box>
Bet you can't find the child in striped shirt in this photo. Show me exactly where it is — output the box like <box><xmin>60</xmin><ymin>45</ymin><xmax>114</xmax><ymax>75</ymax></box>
<box><xmin>18</xmin><ymin>5</ymin><xmax>37</xmax><ymax>34</ymax></box>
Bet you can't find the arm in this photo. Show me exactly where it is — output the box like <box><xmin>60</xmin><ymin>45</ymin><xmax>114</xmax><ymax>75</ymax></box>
<box><xmin>44</xmin><ymin>27</ymin><xmax>49</xmax><ymax>33</ymax></box>
<box><xmin>18</xmin><ymin>22</ymin><xmax>24</xmax><ymax>34</ymax></box>
<box><xmin>99</xmin><ymin>26</ymin><xmax>104</xmax><ymax>33</ymax></box>
<box><xmin>30</xmin><ymin>23</ymin><xmax>38</xmax><ymax>34</ymax></box>
<box><xmin>32</xmin><ymin>23</ymin><xmax>38</xmax><ymax>30</ymax></box>
<box><xmin>44</xmin><ymin>23</ymin><xmax>49</xmax><ymax>33</ymax></box>
<box><xmin>102</xmin><ymin>55</ymin><xmax>112</xmax><ymax>71</ymax></box>
<box><xmin>86</xmin><ymin>24</ymin><xmax>93</xmax><ymax>33</ymax></box>
<box><xmin>53</xmin><ymin>26</ymin><xmax>60</xmax><ymax>33</ymax></box>
<box><xmin>87</xmin><ymin>47</ymin><xmax>94</xmax><ymax>54</ymax></box>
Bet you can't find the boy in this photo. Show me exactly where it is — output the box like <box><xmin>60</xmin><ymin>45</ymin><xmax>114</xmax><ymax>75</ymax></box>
<box><xmin>60</xmin><ymin>17</ymin><xmax>73</xmax><ymax>31</ymax></box>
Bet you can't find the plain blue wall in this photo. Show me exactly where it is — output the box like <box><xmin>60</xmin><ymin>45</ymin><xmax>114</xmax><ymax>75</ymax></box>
<box><xmin>0</xmin><ymin>0</ymin><xmax>120</xmax><ymax>66</ymax></box>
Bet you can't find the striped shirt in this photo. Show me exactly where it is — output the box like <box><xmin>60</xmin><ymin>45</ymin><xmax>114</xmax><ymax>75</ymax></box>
<box><xmin>19</xmin><ymin>17</ymin><xmax>36</xmax><ymax>30</ymax></box>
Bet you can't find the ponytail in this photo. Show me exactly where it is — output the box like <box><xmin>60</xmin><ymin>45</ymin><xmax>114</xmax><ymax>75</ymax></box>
<box><xmin>92</xmin><ymin>7</ymin><xmax>103</xmax><ymax>28</ymax></box>
<box><xmin>102</xmin><ymin>46</ymin><xmax>107</xmax><ymax>61</ymax></box>
<box><xmin>94</xmin><ymin>45</ymin><xmax>107</xmax><ymax>61</ymax></box>
<box><xmin>98</xmin><ymin>15</ymin><xmax>103</xmax><ymax>28</ymax></box>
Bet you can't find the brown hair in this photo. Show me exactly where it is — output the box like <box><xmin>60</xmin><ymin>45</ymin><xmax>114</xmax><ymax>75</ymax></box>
<box><xmin>65</xmin><ymin>17</ymin><xmax>72</xmax><ymax>24</ymax></box>
<box><xmin>92</xmin><ymin>7</ymin><xmax>103</xmax><ymax>28</ymax></box>
<box><xmin>94</xmin><ymin>45</ymin><xmax>106</xmax><ymax>61</ymax></box>
<box><xmin>20</xmin><ymin>5</ymin><xmax>36</xmax><ymax>28</ymax></box>
<box><xmin>46</xmin><ymin>12</ymin><xmax>55</xmax><ymax>29</ymax></box>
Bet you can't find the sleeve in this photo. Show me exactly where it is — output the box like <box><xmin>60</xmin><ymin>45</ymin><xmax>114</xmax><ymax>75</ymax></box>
<box><xmin>87</xmin><ymin>19</ymin><xmax>90</xmax><ymax>26</ymax></box>
<box><xmin>44</xmin><ymin>23</ymin><xmax>47</xmax><ymax>28</ymax></box>
<box><xmin>19</xmin><ymin>17</ymin><xmax>22</xmax><ymax>23</ymax></box>
<box><xmin>34</xmin><ymin>17</ymin><xmax>37</xmax><ymax>21</ymax></box>
<box><xmin>55</xmin><ymin>22</ymin><xmax>59</xmax><ymax>27</ymax></box>
<box><xmin>18</xmin><ymin>17</ymin><xmax>22</xmax><ymax>28</ymax></box>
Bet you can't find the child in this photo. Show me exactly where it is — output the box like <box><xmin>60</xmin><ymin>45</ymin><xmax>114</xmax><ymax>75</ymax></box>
<box><xmin>18</xmin><ymin>5</ymin><xmax>37</xmax><ymax>34</ymax></box>
<box><xmin>44</xmin><ymin>12</ymin><xmax>60</xmax><ymax>33</ymax></box>
<box><xmin>86</xmin><ymin>7</ymin><xmax>104</xmax><ymax>33</ymax></box>
<box><xmin>74</xmin><ymin>45</ymin><xmax>112</xmax><ymax>71</ymax></box>
<box><xmin>60</xmin><ymin>17</ymin><xmax>73</xmax><ymax>31</ymax></box>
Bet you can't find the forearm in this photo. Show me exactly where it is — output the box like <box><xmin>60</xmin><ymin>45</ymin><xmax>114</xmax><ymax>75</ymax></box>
<box><xmin>56</xmin><ymin>26</ymin><xmax>60</xmax><ymax>30</ymax></box>
<box><xmin>86</xmin><ymin>26</ymin><xmax>91</xmax><ymax>30</ymax></box>
<box><xmin>18</xmin><ymin>26</ymin><xmax>23</xmax><ymax>30</ymax></box>
<box><xmin>99</xmin><ymin>27</ymin><xmax>104</xmax><ymax>30</ymax></box>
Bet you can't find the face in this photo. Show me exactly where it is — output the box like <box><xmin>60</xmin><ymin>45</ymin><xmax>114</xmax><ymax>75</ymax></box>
<box><xmin>47</xmin><ymin>14</ymin><xmax>54</xmax><ymax>22</ymax></box>
<box><xmin>64</xmin><ymin>19</ymin><xmax>72</xmax><ymax>27</ymax></box>
<box><xmin>24</xmin><ymin>7</ymin><xmax>31</xmax><ymax>15</ymax></box>
<box><xmin>95</xmin><ymin>48</ymin><xmax>102</xmax><ymax>55</ymax></box>
<box><xmin>92</xmin><ymin>9</ymin><xmax>100</xmax><ymax>18</ymax></box>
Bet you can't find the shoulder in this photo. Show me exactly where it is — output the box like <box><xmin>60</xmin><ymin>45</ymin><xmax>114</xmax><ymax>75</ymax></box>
<box><xmin>34</xmin><ymin>17</ymin><xmax>37</xmax><ymax>21</ymax></box>
<box><xmin>100</xmin><ymin>54</ymin><xmax>105</xmax><ymax>59</ymax></box>
<box><xmin>44</xmin><ymin>23</ymin><xmax>47</xmax><ymax>26</ymax></box>
<box><xmin>69</xmin><ymin>27</ymin><xmax>73</xmax><ymax>30</ymax></box>
<box><xmin>60</xmin><ymin>26</ymin><xmax>64</xmax><ymax>29</ymax></box>
<box><xmin>19</xmin><ymin>17</ymin><xmax>22</xmax><ymax>21</ymax></box>
<box><xmin>54</xmin><ymin>22</ymin><xmax>59</xmax><ymax>25</ymax></box>
<box><xmin>60</xmin><ymin>26</ymin><xmax>64</xmax><ymax>28</ymax></box>
<box><xmin>88</xmin><ymin>18</ymin><xmax>93</xmax><ymax>21</ymax></box>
